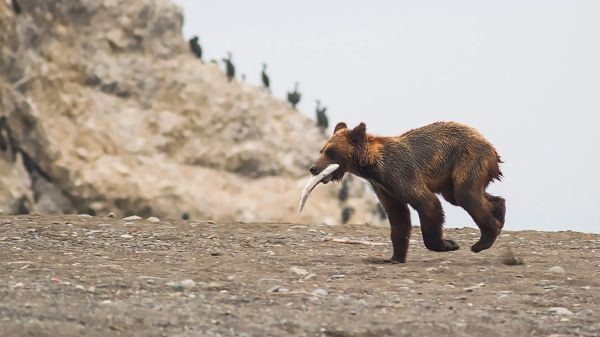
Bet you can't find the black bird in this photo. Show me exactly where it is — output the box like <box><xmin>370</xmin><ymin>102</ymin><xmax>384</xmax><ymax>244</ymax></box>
<box><xmin>222</xmin><ymin>52</ymin><xmax>235</xmax><ymax>82</ymax></box>
<box><xmin>376</xmin><ymin>203</ymin><xmax>387</xmax><ymax>220</ymax></box>
<box><xmin>341</xmin><ymin>206</ymin><xmax>355</xmax><ymax>224</ymax></box>
<box><xmin>315</xmin><ymin>99</ymin><xmax>329</xmax><ymax>130</ymax></box>
<box><xmin>188</xmin><ymin>36</ymin><xmax>202</xmax><ymax>60</ymax></box>
<box><xmin>287</xmin><ymin>82</ymin><xmax>301</xmax><ymax>109</ymax></box>
<box><xmin>12</xmin><ymin>0</ymin><xmax>21</xmax><ymax>15</ymax></box>
<box><xmin>338</xmin><ymin>178</ymin><xmax>349</xmax><ymax>203</ymax></box>
<box><xmin>261</xmin><ymin>63</ymin><xmax>270</xmax><ymax>92</ymax></box>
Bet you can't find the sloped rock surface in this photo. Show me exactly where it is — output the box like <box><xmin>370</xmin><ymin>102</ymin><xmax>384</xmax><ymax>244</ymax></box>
<box><xmin>0</xmin><ymin>0</ymin><xmax>380</xmax><ymax>223</ymax></box>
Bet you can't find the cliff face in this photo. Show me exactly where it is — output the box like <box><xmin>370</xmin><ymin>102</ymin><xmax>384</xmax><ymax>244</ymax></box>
<box><xmin>0</xmin><ymin>0</ymin><xmax>382</xmax><ymax>224</ymax></box>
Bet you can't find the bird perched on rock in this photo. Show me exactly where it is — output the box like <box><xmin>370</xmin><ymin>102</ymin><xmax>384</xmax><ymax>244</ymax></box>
<box><xmin>338</xmin><ymin>178</ymin><xmax>349</xmax><ymax>203</ymax></box>
<box><xmin>222</xmin><ymin>52</ymin><xmax>235</xmax><ymax>82</ymax></box>
<box><xmin>315</xmin><ymin>100</ymin><xmax>329</xmax><ymax>130</ymax></box>
<box><xmin>188</xmin><ymin>36</ymin><xmax>202</xmax><ymax>60</ymax></box>
<box><xmin>341</xmin><ymin>206</ymin><xmax>355</xmax><ymax>224</ymax></box>
<box><xmin>261</xmin><ymin>63</ymin><xmax>270</xmax><ymax>92</ymax></box>
<box><xmin>11</xmin><ymin>0</ymin><xmax>21</xmax><ymax>15</ymax></box>
<box><xmin>287</xmin><ymin>82</ymin><xmax>301</xmax><ymax>109</ymax></box>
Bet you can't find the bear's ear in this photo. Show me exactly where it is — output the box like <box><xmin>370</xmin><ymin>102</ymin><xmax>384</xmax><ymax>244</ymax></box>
<box><xmin>348</xmin><ymin>122</ymin><xmax>366</xmax><ymax>144</ymax></box>
<box><xmin>333</xmin><ymin>122</ymin><xmax>347</xmax><ymax>134</ymax></box>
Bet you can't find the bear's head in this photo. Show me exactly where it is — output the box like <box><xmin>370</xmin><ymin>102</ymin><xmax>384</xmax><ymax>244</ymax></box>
<box><xmin>308</xmin><ymin>122</ymin><xmax>368</xmax><ymax>183</ymax></box>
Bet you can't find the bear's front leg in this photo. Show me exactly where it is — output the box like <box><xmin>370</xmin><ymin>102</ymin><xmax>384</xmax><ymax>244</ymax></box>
<box><xmin>374</xmin><ymin>187</ymin><xmax>412</xmax><ymax>263</ymax></box>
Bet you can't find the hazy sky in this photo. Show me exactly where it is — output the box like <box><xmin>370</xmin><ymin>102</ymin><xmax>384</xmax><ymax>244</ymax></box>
<box><xmin>174</xmin><ymin>0</ymin><xmax>600</xmax><ymax>233</ymax></box>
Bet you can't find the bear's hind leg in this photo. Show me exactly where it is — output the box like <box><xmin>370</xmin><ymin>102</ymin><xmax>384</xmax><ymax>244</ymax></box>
<box><xmin>410</xmin><ymin>191</ymin><xmax>459</xmax><ymax>252</ymax></box>
<box><xmin>455</xmin><ymin>187</ymin><xmax>501</xmax><ymax>252</ymax></box>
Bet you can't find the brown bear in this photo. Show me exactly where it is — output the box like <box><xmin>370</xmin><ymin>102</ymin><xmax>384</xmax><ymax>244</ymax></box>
<box><xmin>309</xmin><ymin>121</ymin><xmax>505</xmax><ymax>263</ymax></box>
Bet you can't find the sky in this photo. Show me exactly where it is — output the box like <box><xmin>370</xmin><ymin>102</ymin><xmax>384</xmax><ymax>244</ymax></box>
<box><xmin>174</xmin><ymin>0</ymin><xmax>600</xmax><ymax>233</ymax></box>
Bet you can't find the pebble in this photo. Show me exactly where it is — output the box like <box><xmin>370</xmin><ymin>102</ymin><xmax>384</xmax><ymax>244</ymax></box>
<box><xmin>120</xmin><ymin>234</ymin><xmax>133</xmax><ymax>239</ymax></box>
<box><xmin>78</xmin><ymin>214</ymin><xmax>92</xmax><ymax>218</ymax></box>
<box><xmin>106</xmin><ymin>212</ymin><xmax>116</xmax><ymax>218</ymax></box>
<box><xmin>205</xmin><ymin>282</ymin><xmax>224</xmax><ymax>290</ymax></box>
<box><xmin>399</xmin><ymin>278</ymin><xmax>415</xmax><ymax>284</ymax></box>
<box><xmin>147</xmin><ymin>217</ymin><xmax>160</xmax><ymax>223</ymax></box>
<box><xmin>97</xmin><ymin>223</ymin><xmax>111</xmax><ymax>228</ymax></box>
<box><xmin>180</xmin><ymin>279</ymin><xmax>196</xmax><ymax>289</ymax></box>
<box><xmin>330</xmin><ymin>274</ymin><xmax>345</xmax><ymax>279</ymax></box>
<box><xmin>166</xmin><ymin>280</ymin><xmax>196</xmax><ymax>291</ymax></box>
<box><xmin>123</xmin><ymin>215</ymin><xmax>142</xmax><ymax>221</ymax></box>
<box><xmin>581</xmin><ymin>309</ymin><xmax>594</xmax><ymax>316</ymax></box>
<box><xmin>548</xmin><ymin>266</ymin><xmax>565</xmax><ymax>274</ymax></box>
<box><xmin>425</xmin><ymin>267</ymin><xmax>437</xmax><ymax>272</ymax></box>
<box><xmin>290</xmin><ymin>266</ymin><xmax>308</xmax><ymax>276</ymax></box>
<box><xmin>312</xmin><ymin>288</ymin><xmax>328</xmax><ymax>297</ymax></box>
<box><xmin>74</xmin><ymin>284</ymin><xmax>86</xmax><ymax>291</ymax></box>
<box><xmin>304</xmin><ymin>273</ymin><xmax>317</xmax><ymax>281</ymax></box>
<box><xmin>548</xmin><ymin>307</ymin><xmax>573</xmax><ymax>316</ymax></box>
<box><xmin>11</xmin><ymin>282</ymin><xmax>24</xmax><ymax>289</ymax></box>
<box><xmin>267</xmin><ymin>285</ymin><xmax>282</xmax><ymax>293</ymax></box>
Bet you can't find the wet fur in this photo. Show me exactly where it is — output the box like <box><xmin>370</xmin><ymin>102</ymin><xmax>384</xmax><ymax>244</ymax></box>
<box><xmin>311</xmin><ymin>121</ymin><xmax>505</xmax><ymax>263</ymax></box>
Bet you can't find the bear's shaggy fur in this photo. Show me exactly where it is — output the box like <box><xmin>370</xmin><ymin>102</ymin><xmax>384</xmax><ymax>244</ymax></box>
<box><xmin>309</xmin><ymin>121</ymin><xmax>505</xmax><ymax>263</ymax></box>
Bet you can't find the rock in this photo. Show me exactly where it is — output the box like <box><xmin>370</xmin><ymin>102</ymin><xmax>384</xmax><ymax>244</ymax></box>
<box><xmin>290</xmin><ymin>266</ymin><xmax>309</xmax><ymax>276</ymax></box>
<box><xmin>120</xmin><ymin>234</ymin><xmax>133</xmax><ymax>239</ymax></box>
<box><xmin>179</xmin><ymin>279</ymin><xmax>196</xmax><ymax>289</ymax></box>
<box><xmin>147</xmin><ymin>216</ymin><xmax>160</xmax><ymax>223</ymax></box>
<box><xmin>123</xmin><ymin>215</ymin><xmax>142</xmax><ymax>221</ymax></box>
<box><xmin>548</xmin><ymin>266</ymin><xmax>566</xmax><ymax>274</ymax></box>
<box><xmin>399</xmin><ymin>278</ymin><xmax>415</xmax><ymax>284</ymax></box>
<box><xmin>0</xmin><ymin>0</ymin><xmax>381</xmax><ymax>225</ymax></box>
<box><xmin>548</xmin><ymin>307</ymin><xmax>573</xmax><ymax>316</ymax></box>
<box><xmin>304</xmin><ymin>273</ymin><xmax>317</xmax><ymax>281</ymax></box>
<box><xmin>106</xmin><ymin>212</ymin><xmax>117</xmax><ymax>218</ymax></box>
<box><xmin>500</xmin><ymin>249</ymin><xmax>525</xmax><ymax>266</ymax></box>
<box><xmin>312</xmin><ymin>288</ymin><xmax>328</xmax><ymax>297</ymax></box>
<box><xmin>78</xmin><ymin>214</ymin><xmax>92</xmax><ymax>218</ymax></box>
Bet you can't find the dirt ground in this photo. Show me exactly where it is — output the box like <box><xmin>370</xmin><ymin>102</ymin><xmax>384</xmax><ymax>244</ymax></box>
<box><xmin>0</xmin><ymin>214</ymin><xmax>598</xmax><ymax>337</ymax></box>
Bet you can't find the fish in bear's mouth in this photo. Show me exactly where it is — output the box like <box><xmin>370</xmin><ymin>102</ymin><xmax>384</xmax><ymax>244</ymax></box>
<box><xmin>298</xmin><ymin>164</ymin><xmax>340</xmax><ymax>214</ymax></box>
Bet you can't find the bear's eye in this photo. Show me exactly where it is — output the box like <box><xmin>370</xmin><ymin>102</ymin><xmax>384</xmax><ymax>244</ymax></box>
<box><xmin>324</xmin><ymin>148</ymin><xmax>336</xmax><ymax>158</ymax></box>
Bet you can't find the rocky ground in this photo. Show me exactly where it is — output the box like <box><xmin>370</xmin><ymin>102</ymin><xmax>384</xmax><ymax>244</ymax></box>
<box><xmin>0</xmin><ymin>214</ymin><xmax>599</xmax><ymax>337</ymax></box>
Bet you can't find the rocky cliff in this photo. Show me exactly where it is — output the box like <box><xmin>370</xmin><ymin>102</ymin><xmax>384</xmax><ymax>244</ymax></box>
<box><xmin>0</xmin><ymin>0</ymin><xmax>382</xmax><ymax>224</ymax></box>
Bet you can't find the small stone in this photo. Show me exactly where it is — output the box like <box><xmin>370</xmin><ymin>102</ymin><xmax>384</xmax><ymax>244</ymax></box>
<box><xmin>11</xmin><ymin>282</ymin><xmax>24</xmax><ymax>289</ymax></box>
<box><xmin>78</xmin><ymin>214</ymin><xmax>92</xmax><ymax>218</ymax></box>
<box><xmin>124</xmin><ymin>222</ymin><xmax>135</xmax><ymax>226</ymax></box>
<box><xmin>498</xmin><ymin>294</ymin><xmax>510</xmax><ymax>300</ymax></box>
<box><xmin>267</xmin><ymin>285</ymin><xmax>281</xmax><ymax>293</ymax></box>
<box><xmin>548</xmin><ymin>266</ymin><xmax>565</xmax><ymax>274</ymax></box>
<box><xmin>74</xmin><ymin>284</ymin><xmax>86</xmax><ymax>291</ymax></box>
<box><xmin>548</xmin><ymin>307</ymin><xmax>573</xmax><ymax>315</ymax></box>
<box><xmin>97</xmin><ymin>223</ymin><xmax>111</xmax><ymax>228</ymax></box>
<box><xmin>399</xmin><ymin>278</ymin><xmax>415</xmax><ymax>284</ymax></box>
<box><xmin>205</xmin><ymin>282</ymin><xmax>224</xmax><ymax>290</ymax></box>
<box><xmin>106</xmin><ymin>212</ymin><xmax>116</xmax><ymax>218</ymax></box>
<box><xmin>101</xmin><ymin>300</ymin><xmax>112</xmax><ymax>305</ymax></box>
<box><xmin>330</xmin><ymin>274</ymin><xmax>345</xmax><ymax>279</ymax></box>
<box><xmin>425</xmin><ymin>267</ymin><xmax>437</xmax><ymax>272</ymax></box>
<box><xmin>581</xmin><ymin>309</ymin><xmax>594</xmax><ymax>316</ymax></box>
<box><xmin>120</xmin><ymin>234</ymin><xmax>133</xmax><ymax>239</ymax></box>
<box><xmin>312</xmin><ymin>288</ymin><xmax>328</xmax><ymax>297</ymax></box>
<box><xmin>188</xmin><ymin>293</ymin><xmax>197</xmax><ymax>299</ymax></box>
<box><xmin>147</xmin><ymin>217</ymin><xmax>160</xmax><ymax>223</ymax></box>
<box><xmin>180</xmin><ymin>279</ymin><xmax>196</xmax><ymax>289</ymax></box>
<box><xmin>123</xmin><ymin>215</ymin><xmax>142</xmax><ymax>221</ymax></box>
<box><xmin>304</xmin><ymin>273</ymin><xmax>317</xmax><ymax>280</ymax></box>
<box><xmin>290</xmin><ymin>266</ymin><xmax>308</xmax><ymax>276</ymax></box>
